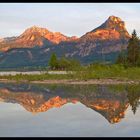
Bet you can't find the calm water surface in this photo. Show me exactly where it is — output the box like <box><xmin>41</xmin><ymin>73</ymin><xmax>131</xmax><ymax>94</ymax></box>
<box><xmin>0</xmin><ymin>83</ymin><xmax>140</xmax><ymax>137</ymax></box>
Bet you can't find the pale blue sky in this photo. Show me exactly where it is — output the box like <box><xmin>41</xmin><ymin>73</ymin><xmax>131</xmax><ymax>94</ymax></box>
<box><xmin>0</xmin><ymin>3</ymin><xmax>140</xmax><ymax>38</ymax></box>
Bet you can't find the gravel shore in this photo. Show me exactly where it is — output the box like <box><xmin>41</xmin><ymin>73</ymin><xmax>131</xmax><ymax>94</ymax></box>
<box><xmin>0</xmin><ymin>79</ymin><xmax>139</xmax><ymax>85</ymax></box>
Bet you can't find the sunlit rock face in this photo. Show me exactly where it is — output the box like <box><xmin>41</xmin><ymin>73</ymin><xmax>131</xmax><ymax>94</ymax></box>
<box><xmin>92</xmin><ymin>16</ymin><xmax>130</xmax><ymax>39</ymax></box>
<box><xmin>0</xmin><ymin>26</ymin><xmax>79</xmax><ymax>52</ymax></box>
<box><xmin>0</xmin><ymin>16</ymin><xmax>131</xmax><ymax>68</ymax></box>
<box><xmin>18</xmin><ymin>26</ymin><xmax>78</xmax><ymax>45</ymax></box>
<box><xmin>75</xmin><ymin>16</ymin><xmax>131</xmax><ymax>57</ymax></box>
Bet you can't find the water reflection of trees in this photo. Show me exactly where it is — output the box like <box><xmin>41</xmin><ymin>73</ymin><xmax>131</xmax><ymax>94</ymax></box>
<box><xmin>127</xmin><ymin>85</ymin><xmax>140</xmax><ymax>114</ymax></box>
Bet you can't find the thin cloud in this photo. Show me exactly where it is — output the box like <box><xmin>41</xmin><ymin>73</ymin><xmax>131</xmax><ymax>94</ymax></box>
<box><xmin>0</xmin><ymin>3</ymin><xmax>140</xmax><ymax>38</ymax></box>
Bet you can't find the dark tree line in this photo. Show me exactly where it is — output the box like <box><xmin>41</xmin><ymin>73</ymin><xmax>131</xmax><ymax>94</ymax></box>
<box><xmin>116</xmin><ymin>30</ymin><xmax>140</xmax><ymax>67</ymax></box>
<box><xmin>48</xmin><ymin>53</ymin><xmax>81</xmax><ymax>70</ymax></box>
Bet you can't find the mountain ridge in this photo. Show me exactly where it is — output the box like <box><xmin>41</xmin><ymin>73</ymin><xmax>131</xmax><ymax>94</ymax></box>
<box><xmin>0</xmin><ymin>15</ymin><xmax>131</xmax><ymax>68</ymax></box>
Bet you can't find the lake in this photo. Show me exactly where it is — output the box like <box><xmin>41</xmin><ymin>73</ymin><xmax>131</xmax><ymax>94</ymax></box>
<box><xmin>0</xmin><ymin>82</ymin><xmax>140</xmax><ymax>137</ymax></box>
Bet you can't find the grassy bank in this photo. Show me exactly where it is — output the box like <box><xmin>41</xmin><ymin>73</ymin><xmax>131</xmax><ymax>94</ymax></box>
<box><xmin>0</xmin><ymin>64</ymin><xmax>140</xmax><ymax>82</ymax></box>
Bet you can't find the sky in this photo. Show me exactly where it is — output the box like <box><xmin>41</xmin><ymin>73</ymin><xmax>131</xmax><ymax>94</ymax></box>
<box><xmin>0</xmin><ymin>3</ymin><xmax>140</xmax><ymax>38</ymax></box>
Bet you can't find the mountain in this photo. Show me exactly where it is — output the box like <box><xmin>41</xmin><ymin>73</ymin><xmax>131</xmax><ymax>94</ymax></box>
<box><xmin>0</xmin><ymin>16</ymin><xmax>131</xmax><ymax>68</ymax></box>
<box><xmin>0</xmin><ymin>26</ymin><xmax>78</xmax><ymax>52</ymax></box>
<box><xmin>70</xmin><ymin>16</ymin><xmax>130</xmax><ymax>58</ymax></box>
<box><xmin>92</xmin><ymin>15</ymin><xmax>130</xmax><ymax>38</ymax></box>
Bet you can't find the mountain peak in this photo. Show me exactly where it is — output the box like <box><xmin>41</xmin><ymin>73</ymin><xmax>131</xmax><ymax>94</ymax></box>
<box><xmin>108</xmin><ymin>15</ymin><xmax>122</xmax><ymax>22</ymax></box>
<box><xmin>106</xmin><ymin>15</ymin><xmax>125</xmax><ymax>29</ymax></box>
<box><xmin>89</xmin><ymin>15</ymin><xmax>130</xmax><ymax>39</ymax></box>
<box><xmin>23</xmin><ymin>26</ymin><xmax>50</xmax><ymax>34</ymax></box>
<box><xmin>93</xmin><ymin>16</ymin><xmax>125</xmax><ymax>31</ymax></box>
<box><xmin>31</xmin><ymin>25</ymin><xmax>39</xmax><ymax>28</ymax></box>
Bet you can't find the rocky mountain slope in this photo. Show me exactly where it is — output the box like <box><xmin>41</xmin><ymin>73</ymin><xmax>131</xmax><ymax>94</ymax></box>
<box><xmin>72</xmin><ymin>16</ymin><xmax>130</xmax><ymax>57</ymax></box>
<box><xmin>0</xmin><ymin>16</ymin><xmax>131</xmax><ymax>68</ymax></box>
<box><xmin>0</xmin><ymin>26</ymin><xmax>78</xmax><ymax>52</ymax></box>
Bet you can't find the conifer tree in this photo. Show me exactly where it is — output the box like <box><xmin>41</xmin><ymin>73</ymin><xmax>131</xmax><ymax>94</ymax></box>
<box><xmin>127</xmin><ymin>30</ymin><xmax>140</xmax><ymax>66</ymax></box>
<box><xmin>48</xmin><ymin>53</ymin><xmax>58</xmax><ymax>70</ymax></box>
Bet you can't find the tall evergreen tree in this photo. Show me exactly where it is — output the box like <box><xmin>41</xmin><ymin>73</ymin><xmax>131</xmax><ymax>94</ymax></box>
<box><xmin>127</xmin><ymin>30</ymin><xmax>140</xmax><ymax>66</ymax></box>
<box><xmin>48</xmin><ymin>53</ymin><xmax>58</xmax><ymax>70</ymax></box>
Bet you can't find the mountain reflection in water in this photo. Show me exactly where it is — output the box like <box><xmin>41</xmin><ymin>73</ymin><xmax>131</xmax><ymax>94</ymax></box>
<box><xmin>0</xmin><ymin>83</ymin><xmax>140</xmax><ymax>124</ymax></box>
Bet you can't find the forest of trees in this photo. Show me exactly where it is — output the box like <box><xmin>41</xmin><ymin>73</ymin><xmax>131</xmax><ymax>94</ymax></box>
<box><xmin>48</xmin><ymin>53</ymin><xmax>81</xmax><ymax>70</ymax></box>
<box><xmin>116</xmin><ymin>30</ymin><xmax>140</xmax><ymax>67</ymax></box>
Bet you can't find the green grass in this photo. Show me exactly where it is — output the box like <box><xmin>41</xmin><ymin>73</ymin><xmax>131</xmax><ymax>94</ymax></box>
<box><xmin>72</xmin><ymin>64</ymin><xmax>140</xmax><ymax>80</ymax></box>
<box><xmin>1</xmin><ymin>64</ymin><xmax>140</xmax><ymax>81</ymax></box>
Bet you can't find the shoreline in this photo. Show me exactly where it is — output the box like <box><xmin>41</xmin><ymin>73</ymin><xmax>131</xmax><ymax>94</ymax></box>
<box><xmin>0</xmin><ymin>79</ymin><xmax>139</xmax><ymax>85</ymax></box>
